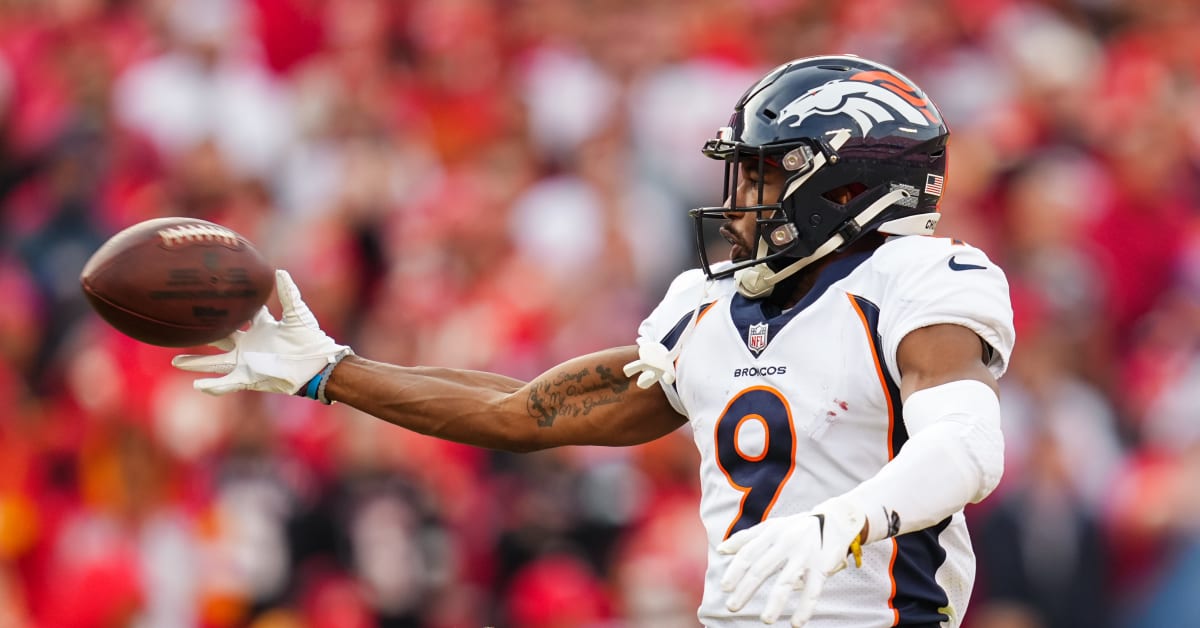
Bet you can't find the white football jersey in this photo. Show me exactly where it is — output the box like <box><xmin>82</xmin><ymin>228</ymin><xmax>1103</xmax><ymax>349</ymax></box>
<box><xmin>636</xmin><ymin>236</ymin><xmax>1015</xmax><ymax>628</ymax></box>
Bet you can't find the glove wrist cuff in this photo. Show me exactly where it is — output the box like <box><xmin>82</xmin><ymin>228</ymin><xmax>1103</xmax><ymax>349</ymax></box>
<box><xmin>298</xmin><ymin>352</ymin><xmax>349</xmax><ymax>404</ymax></box>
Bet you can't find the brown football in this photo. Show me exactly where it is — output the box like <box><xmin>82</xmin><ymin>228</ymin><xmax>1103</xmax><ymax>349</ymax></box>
<box><xmin>80</xmin><ymin>217</ymin><xmax>274</xmax><ymax>347</ymax></box>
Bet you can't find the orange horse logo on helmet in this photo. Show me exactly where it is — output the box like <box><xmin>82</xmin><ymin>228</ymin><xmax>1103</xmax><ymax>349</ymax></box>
<box><xmin>778</xmin><ymin>70</ymin><xmax>942</xmax><ymax>136</ymax></box>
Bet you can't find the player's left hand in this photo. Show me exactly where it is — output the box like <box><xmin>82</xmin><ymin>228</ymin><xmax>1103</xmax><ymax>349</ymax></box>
<box><xmin>172</xmin><ymin>270</ymin><xmax>352</xmax><ymax>396</ymax></box>
<box><xmin>717</xmin><ymin>497</ymin><xmax>866</xmax><ymax>626</ymax></box>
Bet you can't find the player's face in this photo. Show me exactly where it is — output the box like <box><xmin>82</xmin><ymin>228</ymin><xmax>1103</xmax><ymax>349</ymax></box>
<box><xmin>721</xmin><ymin>160</ymin><xmax>787</xmax><ymax>263</ymax></box>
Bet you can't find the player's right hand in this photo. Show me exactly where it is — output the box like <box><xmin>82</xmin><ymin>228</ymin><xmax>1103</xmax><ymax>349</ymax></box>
<box><xmin>172</xmin><ymin>270</ymin><xmax>352</xmax><ymax>396</ymax></box>
<box><xmin>622</xmin><ymin>341</ymin><xmax>677</xmax><ymax>389</ymax></box>
<box><xmin>717</xmin><ymin>497</ymin><xmax>866</xmax><ymax>627</ymax></box>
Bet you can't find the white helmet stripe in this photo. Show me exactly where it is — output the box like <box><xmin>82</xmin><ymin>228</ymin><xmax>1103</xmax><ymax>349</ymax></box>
<box><xmin>782</xmin><ymin>129</ymin><xmax>852</xmax><ymax>201</ymax></box>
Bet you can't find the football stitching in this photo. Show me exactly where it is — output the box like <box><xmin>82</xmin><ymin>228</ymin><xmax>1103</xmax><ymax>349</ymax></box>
<box><xmin>157</xmin><ymin>224</ymin><xmax>242</xmax><ymax>248</ymax></box>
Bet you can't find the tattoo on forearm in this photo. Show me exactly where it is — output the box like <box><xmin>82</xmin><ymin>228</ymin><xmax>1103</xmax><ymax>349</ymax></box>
<box><xmin>527</xmin><ymin>363</ymin><xmax>632</xmax><ymax>427</ymax></box>
<box><xmin>551</xmin><ymin>368</ymin><xmax>589</xmax><ymax>386</ymax></box>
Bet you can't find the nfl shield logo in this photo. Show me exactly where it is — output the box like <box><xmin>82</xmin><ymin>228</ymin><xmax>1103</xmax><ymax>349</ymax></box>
<box><xmin>747</xmin><ymin>322</ymin><xmax>769</xmax><ymax>354</ymax></box>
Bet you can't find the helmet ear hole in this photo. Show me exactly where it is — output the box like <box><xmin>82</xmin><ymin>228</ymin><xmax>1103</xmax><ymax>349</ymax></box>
<box><xmin>821</xmin><ymin>182</ymin><xmax>868</xmax><ymax>205</ymax></box>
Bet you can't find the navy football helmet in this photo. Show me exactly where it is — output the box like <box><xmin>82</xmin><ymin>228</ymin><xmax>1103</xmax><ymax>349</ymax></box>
<box><xmin>691</xmin><ymin>55</ymin><xmax>950</xmax><ymax>297</ymax></box>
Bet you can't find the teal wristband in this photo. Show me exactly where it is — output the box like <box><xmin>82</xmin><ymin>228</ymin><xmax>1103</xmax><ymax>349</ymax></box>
<box><xmin>298</xmin><ymin>361</ymin><xmax>338</xmax><ymax>404</ymax></box>
<box><xmin>303</xmin><ymin>371</ymin><xmax>323</xmax><ymax>400</ymax></box>
<box><xmin>315</xmin><ymin>361</ymin><xmax>336</xmax><ymax>405</ymax></box>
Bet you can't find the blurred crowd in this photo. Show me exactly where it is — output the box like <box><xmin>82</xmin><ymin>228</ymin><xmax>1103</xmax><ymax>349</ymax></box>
<box><xmin>2</xmin><ymin>0</ymin><xmax>1200</xmax><ymax>626</ymax></box>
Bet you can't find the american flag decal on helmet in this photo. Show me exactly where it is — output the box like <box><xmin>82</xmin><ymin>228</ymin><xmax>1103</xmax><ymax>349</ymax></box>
<box><xmin>924</xmin><ymin>174</ymin><xmax>944</xmax><ymax>196</ymax></box>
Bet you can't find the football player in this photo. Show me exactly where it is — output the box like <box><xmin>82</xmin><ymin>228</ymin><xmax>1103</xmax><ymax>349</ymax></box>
<box><xmin>174</xmin><ymin>55</ymin><xmax>1013</xmax><ymax>627</ymax></box>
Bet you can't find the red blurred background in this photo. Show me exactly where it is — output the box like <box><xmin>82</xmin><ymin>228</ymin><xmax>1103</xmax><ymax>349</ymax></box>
<box><xmin>3</xmin><ymin>0</ymin><xmax>1200</xmax><ymax>626</ymax></box>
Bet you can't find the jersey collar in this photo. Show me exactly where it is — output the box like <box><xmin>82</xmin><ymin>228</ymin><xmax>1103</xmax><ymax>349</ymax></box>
<box><xmin>729</xmin><ymin>250</ymin><xmax>875</xmax><ymax>357</ymax></box>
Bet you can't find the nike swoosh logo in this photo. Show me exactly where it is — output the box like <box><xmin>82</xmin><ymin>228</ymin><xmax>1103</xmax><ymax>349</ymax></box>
<box><xmin>948</xmin><ymin>255</ymin><xmax>986</xmax><ymax>271</ymax></box>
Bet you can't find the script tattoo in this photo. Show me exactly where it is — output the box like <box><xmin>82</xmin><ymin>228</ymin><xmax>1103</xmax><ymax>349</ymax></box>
<box><xmin>527</xmin><ymin>363</ymin><xmax>631</xmax><ymax>427</ymax></box>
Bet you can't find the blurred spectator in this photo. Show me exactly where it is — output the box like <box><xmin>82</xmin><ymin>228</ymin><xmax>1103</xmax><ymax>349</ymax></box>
<box><xmin>973</xmin><ymin>426</ymin><xmax>1113</xmax><ymax>628</ymax></box>
<box><xmin>114</xmin><ymin>0</ymin><xmax>293</xmax><ymax>180</ymax></box>
<box><xmin>503</xmin><ymin>553</ymin><xmax>611</xmax><ymax>627</ymax></box>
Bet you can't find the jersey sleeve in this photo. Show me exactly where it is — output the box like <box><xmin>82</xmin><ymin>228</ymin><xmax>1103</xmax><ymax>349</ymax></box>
<box><xmin>635</xmin><ymin>268</ymin><xmax>716</xmax><ymax>416</ymax></box>
<box><xmin>875</xmin><ymin>237</ymin><xmax>1016</xmax><ymax>382</ymax></box>
<box><xmin>637</xmin><ymin>269</ymin><xmax>709</xmax><ymax>346</ymax></box>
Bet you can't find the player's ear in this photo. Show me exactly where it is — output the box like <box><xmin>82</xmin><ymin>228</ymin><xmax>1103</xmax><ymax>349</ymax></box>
<box><xmin>821</xmin><ymin>184</ymin><xmax>867</xmax><ymax>205</ymax></box>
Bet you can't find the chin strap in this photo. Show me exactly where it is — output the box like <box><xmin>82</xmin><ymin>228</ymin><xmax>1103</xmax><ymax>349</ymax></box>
<box><xmin>735</xmin><ymin>187</ymin><xmax>915</xmax><ymax>299</ymax></box>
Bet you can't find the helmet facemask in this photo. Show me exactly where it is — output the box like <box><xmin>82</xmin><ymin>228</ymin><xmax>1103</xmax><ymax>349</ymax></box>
<box><xmin>691</xmin><ymin>128</ymin><xmax>890</xmax><ymax>298</ymax></box>
<box><xmin>690</xmin><ymin>133</ymin><xmax>821</xmax><ymax>279</ymax></box>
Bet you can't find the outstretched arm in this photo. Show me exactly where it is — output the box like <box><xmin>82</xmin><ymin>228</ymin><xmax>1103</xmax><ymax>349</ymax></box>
<box><xmin>172</xmin><ymin>271</ymin><xmax>686</xmax><ymax>453</ymax></box>
<box><xmin>327</xmin><ymin>347</ymin><xmax>686</xmax><ymax>452</ymax></box>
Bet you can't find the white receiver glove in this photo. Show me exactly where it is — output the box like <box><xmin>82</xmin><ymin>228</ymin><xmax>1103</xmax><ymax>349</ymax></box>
<box><xmin>717</xmin><ymin>497</ymin><xmax>866</xmax><ymax>626</ymax></box>
<box><xmin>622</xmin><ymin>341</ymin><xmax>676</xmax><ymax>389</ymax></box>
<box><xmin>171</xmin><ymin>270</ymin><xmax>353</xmax><ymax>396</ymax></box>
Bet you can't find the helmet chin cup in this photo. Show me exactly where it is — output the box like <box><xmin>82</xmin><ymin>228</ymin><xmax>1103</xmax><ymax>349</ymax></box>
<box><xmin>735</xmin><ymin>265</ymin><xmax>776</xmax><ymax>299</ymax></box>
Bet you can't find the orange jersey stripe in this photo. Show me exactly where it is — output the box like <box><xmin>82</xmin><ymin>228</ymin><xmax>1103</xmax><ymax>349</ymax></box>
<box><xmin>888</xmin><ymin>538</ymin><xmax>901</xmax><ymax>626</ymax></box>
<box><xmin>847</xmin><ymin>293</ymin><xmax>898</xmax><ymax>459</ymax></box>
<box><xmin>675</xmin><ymin>301</ymin><xmax>719</xmax><ymax>369</ymax></box>
<box><xmin>848</xmin><ymin>293</ymin><xmax>903</xmax><ymax>623</ymax></box>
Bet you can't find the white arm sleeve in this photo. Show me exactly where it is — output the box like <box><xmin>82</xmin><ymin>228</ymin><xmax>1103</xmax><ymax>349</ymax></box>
<box><xmin>844</xmin><ymin>379</ymin><xmax>1004</xmax><ymax>543</ymax></box>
